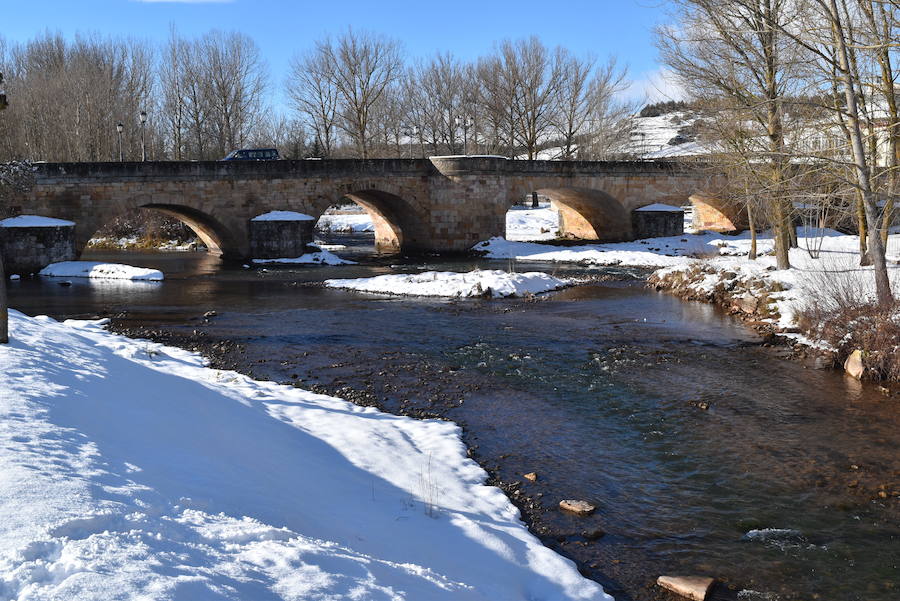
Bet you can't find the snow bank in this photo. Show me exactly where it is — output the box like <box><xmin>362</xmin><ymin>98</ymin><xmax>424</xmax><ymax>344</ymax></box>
<box><xmin>475</xmin><ymin>233</ymin><xmax>723</xmax><ymax>267</ymax></box>
<box><xmin>252</xmin><ymin>245</ymin><xmax>356</xmax><ymax>265</ymax></box>
<box><xmin>650</xmin><ymin>228</ymin><xmax>900</xmax><ymax>338</ymax></box>
<box><xmin>0</xmin><ymin>214</ymin><xmax>75</xmax><ymax>227</ymax></box>
<box><xmin>39</xmin><ymin>261</ymin><xmax>164</xmax><ymax>281</ymax></box>
<box><xmin>251</xmin><ymin>210</ymin><xmax>315</xmax><ymax>221</ymax></box>
<box><xmin>0</xmin><ymin>310</ymin><xmax>609</xmax><ymax>601</ymax></box>
<box><xmin>325</xmin><ymin>269</ymin><xmax>569</xmax><ymax>298</ymax></box>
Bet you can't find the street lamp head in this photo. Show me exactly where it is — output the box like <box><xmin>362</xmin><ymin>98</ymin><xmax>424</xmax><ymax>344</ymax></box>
<box><xmin>139</xmin><ymin>111</ymin><xmax>147</xmax><ymax>124</ymax></box>
<box><xmin>116</xmin><ymin>123</ymin><xmax>124</xmax><ymax>133</ymax></box>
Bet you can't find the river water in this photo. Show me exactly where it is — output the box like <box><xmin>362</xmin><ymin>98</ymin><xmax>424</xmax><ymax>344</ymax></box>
<box><xmin>7</xmin><ymin>245</ymin><xmax>899</xmax><ymax>601</ymax></box>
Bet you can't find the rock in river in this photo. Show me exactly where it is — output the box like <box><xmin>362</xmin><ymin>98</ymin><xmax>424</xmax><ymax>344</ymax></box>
<box><xmin>559</xmin><ymin>499</ymin><xmax>595</xmax><ymax>515</ymax></box>
<box><xmin>656</xmin><ymin>575</ymin><xmax>716</xmax><ymax>601</ymax></box>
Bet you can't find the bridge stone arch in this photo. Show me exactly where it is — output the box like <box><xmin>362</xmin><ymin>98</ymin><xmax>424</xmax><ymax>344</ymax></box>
<box><xmin>305</xmin><ymin>178</ymin><xmax>431</xmax><ymax>254</ymax></box>
<box><xmin>504</xmin><ymin>185</ymin><xmax>631</xmax><ymax>241</ymax></box>
<box><xmin>140</xmin><ymin>203</ymin><xmax>241</xmax><ymax>256</ymax></box>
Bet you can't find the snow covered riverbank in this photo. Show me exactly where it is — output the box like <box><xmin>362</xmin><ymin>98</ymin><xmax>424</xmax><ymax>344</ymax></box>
<box><xmin>648</xmin><ymin>229</ymin><xmax>900</xmax><ymax>379</ymax></box>
<box><xmin>0</xmin><ymin>310</ymin><xmax>609</xmax><ymax>601</ymax></box>
<box><xmin>475</xmin><ymin>232</ymin><xmax>721</xmax><ymax>267</ymax></box>
<box><xmin>325</xmin><ymin>269</ymin><xmax>569</xmax><ymax>298</ymax></box>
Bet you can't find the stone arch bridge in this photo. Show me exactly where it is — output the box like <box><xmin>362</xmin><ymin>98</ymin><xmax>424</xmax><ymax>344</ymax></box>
<box><xmin>11</xmin><ymin>156</ymin><xmax>732</xmax><ymax>259</ymax></box>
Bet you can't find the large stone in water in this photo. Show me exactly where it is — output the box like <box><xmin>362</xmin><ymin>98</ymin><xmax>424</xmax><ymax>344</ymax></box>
<box><xmin>844</xmin><ymin>349</ymin><xmax>865</xmax><ymax>379</ymax></box>
<box><xmin>656</xmin><ymin>575</ymin><xmax>715</xmax><ymax>601</ymax></box>
<box><xmin>559</xmin><ymin>499</ymin><xmax>595</xmax><ymax>515</ymax></box>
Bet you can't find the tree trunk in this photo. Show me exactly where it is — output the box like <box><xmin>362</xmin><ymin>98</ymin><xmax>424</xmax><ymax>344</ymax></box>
<box><xmin>830</xmin><ymin>0</ymin><xmax>891</xmax><ymax>303</ymax></box>
<box><xmin>857</xmin><ymin>192</ymin><xmax>871</xmax><ymax>264</ymax></box>
<box><xmin>748</xmin><ymin>204</ymin><xmax>758</xmax><ymax>260</ymax></box>
<box><xmin>531</xmin><ymin>191</ymin><xmax>539</xmax><ymax>209</ymax></box>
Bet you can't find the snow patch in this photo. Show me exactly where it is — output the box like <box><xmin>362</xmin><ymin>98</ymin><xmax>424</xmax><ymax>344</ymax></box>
<box><xmin>251</xmin><ymin>211</ymin><xmax>315</xmax><ymax>222</ymax></box>
<box><xmin>252</xmin><ymin>245</ymin><xmax>356</xmax><ymax>266</ymax></box>
<box><xmin>635</xmin><ymin>203</ymin><xmax>683</xmax><ymax>212</ymax></box>
<box><xmin>38</xmin><ymin>261</ymin><xmax>164</xmax><ymax>281</ymax></box>
<box><xmin>0</xmin><ymin>215</ymin><xmax>75</xmax><ymax>228</ymax></box>
<box><xmin>325</xmin><ymin>269</ymin><xmax>569</xmax><ymax>298</ymax></box>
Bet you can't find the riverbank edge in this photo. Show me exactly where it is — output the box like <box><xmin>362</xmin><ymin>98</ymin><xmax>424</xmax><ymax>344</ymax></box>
<box><xmin>647</xmin><ymin>262</ymin><xmax>850</xmax><ymax>375</ymax></box>
<box><xmin>105</xmin><ymin>318</ymin><xmax>660</xmax><ymax>600</ymax></box>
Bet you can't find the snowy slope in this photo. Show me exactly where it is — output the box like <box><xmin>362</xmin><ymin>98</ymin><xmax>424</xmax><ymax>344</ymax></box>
<box><xmin>0</xmin><ymin>311</ymin><xmax>609</xmax><ymax>601</ymax></box>
<box><xmin>325</xmin><ymin>270</ymin><xmax>569</xmax><ymax>297</ymax></box>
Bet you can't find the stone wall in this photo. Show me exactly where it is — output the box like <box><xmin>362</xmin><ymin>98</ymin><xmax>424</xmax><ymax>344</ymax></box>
<box><xmin>248</xmin><ymin>220</ymin><xmax>316</xmax><ymax>259</ymax></box>
<box><xmin>0</xmin><ymin>225</ymin><xmax>75</xmax><ymax>275</ymax></box>
<box><xmin>632</xmin><ymin>210</ymin><xmax>684</xmax><ymax>239</ymax></box>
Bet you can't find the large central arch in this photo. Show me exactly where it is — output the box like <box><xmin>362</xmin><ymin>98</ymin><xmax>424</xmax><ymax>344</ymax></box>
<box><xmin>323</xmin><ymin>188</ymin><xmax>428</xmax><ymax>254</ymax></box>
<box><xmin>506</xmin><ymin>187</ymin><xmax>631</xmax><ymax>242</ymax></box>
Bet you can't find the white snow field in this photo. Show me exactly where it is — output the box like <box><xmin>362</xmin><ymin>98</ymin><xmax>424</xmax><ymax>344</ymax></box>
<box><xmin>325</xmin><ymin>269</ymin><xmax>569</xmax><ymax>298</ymax></box>
<box><xmin>0</xmin><ymin>215</ymin><xmax>75</xmax><ymax>228</ymax></box>
<box><xmin>250</xmin><ymin>210</ymin><xmax>316</xmax><ymax>222</ymax></box>
<box><xmin>316</xmin><ymin>213</ymin><xmax>375</xmax><ymax>233</ymax></box>
<box><xmin>0</xmin><ymin>310</ymin><xmax>610</xmax><ymax>601</ymax></box>
<box><xmin>252</xmin><ymin>245</ymin><xmax>356</xmax><ymax>266</ymax></box>
<box><xmin>38</xmin><ymin>261</ymin><xmax>164</xmax><ymax>281</ymax></box>
<box><xmin>505</xmin><ymin>206</ymin><xmax>560</xmax><ymax>241</ymax></box>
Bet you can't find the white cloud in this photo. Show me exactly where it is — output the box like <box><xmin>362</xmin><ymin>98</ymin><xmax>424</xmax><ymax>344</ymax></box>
<box><xmin>621</xmin><ymin>67</ymin><xmax>686</xmax><ymax>105</ymax></box>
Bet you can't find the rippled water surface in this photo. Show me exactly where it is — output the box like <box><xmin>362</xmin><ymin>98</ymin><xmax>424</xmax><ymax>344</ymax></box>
<box><xmin>8</xmin><ymin>247</ymin><xmax>899</xmax><ymax>601</ymax></box>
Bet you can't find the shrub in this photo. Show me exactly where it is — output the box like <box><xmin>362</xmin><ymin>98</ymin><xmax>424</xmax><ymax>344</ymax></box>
<box><xmin>796</xmin><ymin>267</ymin><xmax>900</xmax><ymax>380</ymax></box>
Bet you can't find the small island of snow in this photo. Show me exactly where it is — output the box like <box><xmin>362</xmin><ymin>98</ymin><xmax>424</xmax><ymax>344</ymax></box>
<box><xmin>325</xmin><ymin>269</ymin><xmax>569</xmax><ymax>298</ymax></box>
<box><xmin>252</xmin><ymin>245</ymin><xmax>355</xmax><ymax>265</ymax></box>
<box><xmin>39</xmin><ymin>261</ymin><xmax>164</xmax><ymax>281</ymax></box>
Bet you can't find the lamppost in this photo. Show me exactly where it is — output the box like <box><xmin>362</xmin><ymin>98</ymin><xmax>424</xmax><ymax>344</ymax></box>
<box><xmin>139</xmin><ymin>110</ymin><xmax>147</xmax><ymax>162</ymax></box>
<box><xmin>116</xmin><ymin>123</ymin><xmax>124</xmax><ymax>162</ymax></box>
<box><xmin>456</xmin><ymin>115</ymin><xmax>473</xmax><ymax>156</ymax></box>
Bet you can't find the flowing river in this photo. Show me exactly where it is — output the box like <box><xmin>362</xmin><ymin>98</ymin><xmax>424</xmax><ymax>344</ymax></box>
<box><xmin>8</xmin><ymin>245</ymin><xmax>899</xmax><ymax>601</ymax></box>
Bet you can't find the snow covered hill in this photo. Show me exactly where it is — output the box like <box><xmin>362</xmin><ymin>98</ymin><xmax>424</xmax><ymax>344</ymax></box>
<box><xmin>0</xmin><ymin>311</ymin><xmax>610</xmax><ymax>601</ymax></box>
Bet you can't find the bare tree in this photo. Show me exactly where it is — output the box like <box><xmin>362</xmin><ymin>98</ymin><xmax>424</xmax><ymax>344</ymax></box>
<box><xmin>198</xmin><ymin>30</ymin><xmax>269</xmax><ymax>158</ymax></box>
<box><xmin>286</xmin><ymin>48</ymin><xmax>339</xmax><ymax>156</ymax></box>
<box><xmin>658</xmin><ymin>0</ymin><xmax>808</xmax><ymax>270</ymax></box>
<box><xmin>318</xmin><ymin>29</ymin><xmax>403</xmax><ymax>158</ymax></box>
<box><xmin>554</xmin><ymin>54</ymin><xmax>630</xmax><ymax>160</ymax></box>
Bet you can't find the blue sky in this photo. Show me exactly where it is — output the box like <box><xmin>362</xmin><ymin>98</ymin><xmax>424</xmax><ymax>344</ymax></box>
<box><xmin>4</xmin><ymin>0</ymin><xmax>677</xmax><ymax>107</ymax></box>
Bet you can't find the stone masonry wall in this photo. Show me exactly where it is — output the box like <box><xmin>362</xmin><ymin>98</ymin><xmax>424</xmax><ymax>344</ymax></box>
<box><xmin>0</xmin><ymin>225</ymin><xmax>75</xmax><ymax>275</ymax></box>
